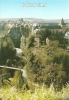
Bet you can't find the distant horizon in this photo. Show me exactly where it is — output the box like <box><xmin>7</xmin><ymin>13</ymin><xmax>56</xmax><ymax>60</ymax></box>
<box><xmin>0</xmin><ymin>17</ymin><xmax>69</xmax><ymax>21</ymax></box>
<box><xmin>0</xmin><ymin>17</ymin><xmax>69</xmax><ymax>20</ymax></box>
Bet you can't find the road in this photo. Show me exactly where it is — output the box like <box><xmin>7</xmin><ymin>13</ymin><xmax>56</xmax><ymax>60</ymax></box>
<box><xmin>0</xmin><ymin>65</ymin><xmax>27</xmax><ymax>77</ymax></box>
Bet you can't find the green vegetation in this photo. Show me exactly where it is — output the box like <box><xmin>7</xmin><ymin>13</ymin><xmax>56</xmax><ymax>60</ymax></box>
<box><xmin>0</xmin><ymin>19</ymin><xmax>69</xmax><ymax>99</ymax></box>
<box><xmin>0</xmin><ymin>83</ymin><xmax>69</xmax><ymax>100</ymax></box>
<box><xmin>27</xmin><ymin>35</ymin><xmax>35</xmax><ymax>48</ymax></box>
<box><xmin>0</xmin><ymin>37</ymin><xmax>15</xmax><ymax>64</ymax></box>
<box><xmin>10</xmin><ymin>26</ymin><xmax>30</xmax><ymax>48</ymax></box>
<box><xmin>13</xmin><ymin>70</ymin><xmax>24</xmax><ymax>89</ymax></box>
<box><xmin>37</xmin><ymin>29</ymin><xmax>52</xmax><ymax>44</ymax></box>
<box><xmin>36</xmin><ymin>28</ymin><xmax>67</xmax><ymax>47</ymax></box>
<box><xmin>25</xmin><ymin>40</ymin><xmax>69</xmax><ymax>90</ymax></box>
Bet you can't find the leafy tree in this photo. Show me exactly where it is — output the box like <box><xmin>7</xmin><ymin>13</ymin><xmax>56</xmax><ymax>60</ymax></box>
<box><xmin>13</xmin><ymin>70</ymin><xmax>24</xmax><ymax>89</ymax></box>
<box><xmin>8</xmin><ymin>25</ymin><xmax>30</xmax><ymax>48</ymax></box>
<box><xmin>26</xmin><ymin>40</ymin><xmax>69</xmax><ymax>89</ymax></box>
<box><xmin>51</xmin><ymin>32</ymin><xmax>65</xmax><ymax>44</ymax></box>
<box><xmin>36</xmin><ymin>29</ymin><xmax>52</xmax><ymax>44</ymax></box>
<box><xmin>8</xmin><ymin>27</ymin><xmax>21</xmax><ymax>48</ymax></box>
<box><xmin>0</xmin><ymin>37</ymin><xmax>15</xmax><ymax>64</ymax></box>
<box><xmin>27</xmin><ymin>35</ymin><xmax>35</xmax><ymax>48</ymax></box>
<box><xmin>63</xmin><ymin>54</ymin><xmax>69</xmax><ymax>75</ymax></box>
<box><xmin>20</xmin><ymin>25</ymin><xmax>30</xmax><ymax>38</ymax></box>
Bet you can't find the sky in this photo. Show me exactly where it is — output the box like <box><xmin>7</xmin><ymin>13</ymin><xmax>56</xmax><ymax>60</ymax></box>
<box><xmin>0</xmin><ymin>0</ymin><xmax>69</xmax><ymax>19</ymax></box>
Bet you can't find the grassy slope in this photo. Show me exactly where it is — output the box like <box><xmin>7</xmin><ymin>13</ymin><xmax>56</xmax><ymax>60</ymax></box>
<box><xmin>0</xmin><ymin>84</ymin><xmax>69</xmax><ymax>100</ymax></box>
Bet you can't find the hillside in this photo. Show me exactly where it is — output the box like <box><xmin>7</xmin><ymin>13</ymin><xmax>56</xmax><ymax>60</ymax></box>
<box><xmin>0</xmin><ymin>84</ymin><xmax>69</xmax><ymax>100</ymax></box>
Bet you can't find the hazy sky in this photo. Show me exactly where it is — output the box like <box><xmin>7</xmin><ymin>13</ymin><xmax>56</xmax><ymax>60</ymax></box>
<box><xmin>0</xmin><ymin>0</ymin><xmax>69</xmax><ymax>19</ymax></box>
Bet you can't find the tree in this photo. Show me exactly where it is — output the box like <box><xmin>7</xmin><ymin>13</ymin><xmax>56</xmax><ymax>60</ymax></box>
<box><xmin>27</xmin><ymin>35</ymin><xmax>35</xmax><ymax>48</ymax></box>
<box><xmin>0</xmin><ymin>37</ymin><xmax>15</xmax><ymax>64</ymax></box>
<box><xmin>13</xmin><ymin>70</ymin><xmax>24</xmax><ymax>89</ymax></box>
<box><xmin>26</xmin><ymin>40</ymin><xmax>69</xmax><ymax>89</ymax></box>
<box><xmin>8</xmin><ymin>27</ymin><xmax>21</xmax><ymax>48</ymax></box>
<box><xmin>20</xmin><ymin>35</ymin><xmax>26</xmax><ymax>49</ymax></box>
<box><xmin>63</xmin><ymin>54</ymin><xmax>69</xmax><ymax>75</ymax></box>
<box><xmin>36</xmin><ymin>29</ymin><xmax>52</xmax><ymax>44</ymax></box>
<box><xmin>51</xmin><ymin>32</ymin><xmax>65</xmax><ymax>44</ymax></box>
